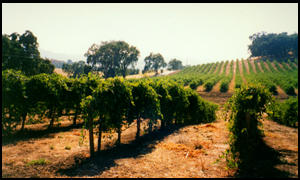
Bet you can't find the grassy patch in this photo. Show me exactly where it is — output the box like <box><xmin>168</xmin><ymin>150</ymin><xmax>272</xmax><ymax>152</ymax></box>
<box><xmin>26</xmin><ymin>158</ymin><xmax>49</xmax><ymax>166</ymax></box>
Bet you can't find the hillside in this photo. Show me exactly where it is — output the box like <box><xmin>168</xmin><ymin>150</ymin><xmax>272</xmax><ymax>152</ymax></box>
<box><xmin>164</xmin><ymin>58</ymin><xmax>298</xmax><ymax>104</ymax></box>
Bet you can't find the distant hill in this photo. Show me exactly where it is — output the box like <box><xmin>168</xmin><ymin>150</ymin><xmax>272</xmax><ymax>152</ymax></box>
<box><xmin>39</xmin><ymin>48</ymin><xmax>83</xmax><ymax>68</ymax></box>
<box><xmin>49</xmin><ymin>59</ymin><xmax>71</xmax><ymax>68</ymax></box>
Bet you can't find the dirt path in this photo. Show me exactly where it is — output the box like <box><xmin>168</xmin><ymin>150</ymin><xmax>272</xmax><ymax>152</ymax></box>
<box><xmin>243</xmin><ymin>59</ymin><xmax>250</xmax><ymax>74</ymax></box>
<box><xmin>277</xmin><ymin>62</ymin><xmax>285</xmax><ymax>71</ymax></box>
<box><xmin>283</xmin><ymin>62</ymin><xmax>293</xmax><ymax>70</ymax></box>
<box><xmin>257</xmin><ymin>61</ymin><xmax>264</xmax><ymax>73</ymax></box>
<box><xmin>238</xmin><ymin>60</ymin><xmax>247</xmax><ymax>85</ymax></box>
<box><xmin>225</xmin><ymin>61</ymin><xmax>231</xmax><ymax>75</ymax></box>
<box><xmin>211</xmin><ymin>81</ymin><xmax>221</xmax><ymax>93</ymax></box>
<box><xmin>276</xmin><ymin>86</ymin><xmax>289</xmax><ymax>99</ymax></box>
<box><xmin>228</xmin><ymin>60</ymin><xmax>236</xmax><ymax>93</ymax></box>
<box><xmin>271</xmin><ymin>62</ymin><xmax>279</xmax><ymax>72</ymax></box>
<box><xmin>2</xmin><ymin>111</ymin><xmax>234</xmax><ymax>178</ymax></box>
<box><xmin>262</xmin><ymin>119</ymin><xmax>298</xmax><ymax>177</ymax></box>
<box><xmin>219</xmin><ymin>62</ymin><xmax>225</xmax><ymax>75</ymax></box>
<box><xmin>3</xmin><ymin>105</ymin><xmax>297</xmax><ymax>178</ymax></box>
<box><xmin>263</xmin><ymin>61</ymin><xmax>271</xmax><ymax>72</ymax></box>
<box><xmin>213</xmin><ymin>63</ymin><xmax>220</xmax><ymax>74</ymax></box>
<box><xmin>249</xmin><ymin>60</ymin><xmax>257</xmax><ymax>73</ymax></box>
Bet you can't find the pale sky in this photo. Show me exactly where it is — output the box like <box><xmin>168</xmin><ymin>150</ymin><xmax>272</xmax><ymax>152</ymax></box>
<box><xmin>2</xmin><ymin>3</ymin><xmax>298</xmax><ymax>69</ymax></box>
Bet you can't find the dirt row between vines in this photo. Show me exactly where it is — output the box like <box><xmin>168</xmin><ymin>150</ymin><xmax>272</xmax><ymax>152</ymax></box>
<box><xmin>2</xmin><ymin>98</ymin><xmax>298</xmax><ymax>178</ymax></box>
<box><xmin>2</xmin><ymin>109</ymin><xmax>235</xmax><ymax>178</ymax></box>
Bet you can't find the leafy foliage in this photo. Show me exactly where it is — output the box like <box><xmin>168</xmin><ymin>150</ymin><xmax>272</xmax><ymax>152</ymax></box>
<box><xmin>143</xmin><ymin>53</ymin><xmax>167</xmax><ymax>74</ymax></box>
<box><xmin>85</xmin><ymin>41</ymin><xmax>140</xmax><ymax>78</ymax></box>
<box><xmin>2</xmin><ymin>30</ymin><xmax>54</xmax><ymax>76</ymax></box>
<box><xmin>267</xmin><ymin>97</ymin><xmax>298</xmax><ymax>127</ymax></box>
<box><xmin>224</xmin><ymin>84</ymin><xmax>273</xmax><ymax>171</ymax></box>
<box><xmin>248</xmin><ymin>32</ymin><xmax>298</xmax><ymax>61</ymax></box>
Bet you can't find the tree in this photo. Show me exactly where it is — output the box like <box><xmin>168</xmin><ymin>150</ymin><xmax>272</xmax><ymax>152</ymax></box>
<box><xmin>248</xmin><ymin>32</ymin><xmax>298</xmax><ymax>61</ymax></box>
<box><xmin>62</xmin><ymin>60</ymin><xmax>92</xmax><ymax>78</ymax></box>
<box><xmin>167</xmin><ymin>58</ymin><xmax>183</xmax><ymax>70</ymax></box>
<box><xmin>2</xmin><ymin>30</ymin><xmax>54</xmax><ymax>75</ymax></box>
<box><xmin>84</xmin><ymin>41</ymin><xmax>140</xmax><ymax>78</ymax></box>
<box><xmin>143</xmin><ymin>53</ymin><xmax>167</xmax><ymax>74</ymax></box>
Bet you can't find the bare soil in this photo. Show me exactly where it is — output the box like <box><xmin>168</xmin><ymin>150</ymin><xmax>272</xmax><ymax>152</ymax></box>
<box><xmin>277</xmin><ymin>62</ymin><xmax>285</xmax><ymax>71</ymax></box>
<box><xmin>225</xmin><ymin>61</ymin><xmax>231</xmax><ymax>75</ymax></box>
<box><xmin>228</xmin><ymin>60</ymin><xmax>236</xmax><ymax>93</ymax></box>
<box><xmin>238</xmin><ymin>60</ymin><xmax>247</xmax><ymax>84</ymax></box>
<box><xmin>213</xmin><ymin>63</ymin><xmax>220</xmax><ymax>74</ymax></box>
<box><xmin>219</xmin><ymin>62</ymin><xmax>225</xmax><ymax>75</ymax></box>
<box><xmin>271</xmin><ymin>62</ymin><xmax>279</xmax><ymax>72</ymax></box>
<box><xmin>263</xmin><ymin>61</ymin><xmax>271</xmax><ymax>72</ymax></box>
<box><xmin>257</xmin><ymin>61</ymin><xmax>264</xmax><ymax>73</ymax></box>
<box><xmin>249</xmin><ymin>60</ymin><xmax>257</xmax><ymax>73</ymax></box>
<box><xmin>2</xmin><ymin>92</ymin><xmax>297</xmax><ymax>178</ymax></box>
<box><xmin>243</xmin><ymin>59</ymin><xmax>250</xmax><ymax>74</ymax></box>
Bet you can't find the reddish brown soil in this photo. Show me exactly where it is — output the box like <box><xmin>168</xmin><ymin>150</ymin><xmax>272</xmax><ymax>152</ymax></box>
<box><xmin>263</xmin><ymin>61</ymin><xmax>271</xmax><ymax>72</ymax></box>
<box><xmin>243</xmin><ymin>59</ymin><xmax>250</xmax><ymax>74</ymax></box>
<box><xmin>271</xmin><ymin>62</ymin><xmax>279</xmax><ymax>71</ymax></box>
<box><xmin>213</xmin><ymin>63</ymin><xmax>220</xmax><ymax>74</ymax></box>
<box><xmin>238</xmin><ymin>60</ymin><xmax>247</xmax><ymax>84</ymax></box>
<box><xmin>219</xmin><ymin>62</ymin><xmax>225</xmax><ymax>75</ymax></box>
<box><xmin>257</xmin><ymin>61</ymin><xmax>264</xmax><ymax>73</ymax></box>
<box><xmin>225</xmin><ymin>61</ymin><xmax>231</xmax><ymax>75</ymax></box>
<box><xmin>249</xmin><ymin>60</ymin><xmax>257</xmax><ymax>73</ymax></box>
<box><xmin>277</xmin><ymin>62</ymin><xmax>285</xmax><ymax>71</ymax></box>
<box><xmin>228</xmin><ymin>60</ymin><xmax>236</xmax><ymax>93</ymax></box>
<box><xmin>2</xmin><ymin>91</ymin><xmax>297</xmax><ymax>178</ymax></box>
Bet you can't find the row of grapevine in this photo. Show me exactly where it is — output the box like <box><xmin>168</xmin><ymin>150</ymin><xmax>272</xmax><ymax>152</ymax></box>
<box><xmin>235</xmin><ymin>59</ymin><xmax>243</xmax><ymax>89</ymax></box>
<box><xmin>225</xmin><ymin>84</ymin><xmax>274</xmax><ymax>173</ymax></box>
<box><xmin>2</xmin><ymin>69</ymin><xmax>218</xmax><ymax>157</ymax></box>
<box><xmin>219</xmin><ymin>60</ymin><xmax>234</xmax><ymax>92</ymax></box>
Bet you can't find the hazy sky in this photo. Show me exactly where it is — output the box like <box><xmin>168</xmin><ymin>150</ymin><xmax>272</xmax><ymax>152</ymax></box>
<box><xmin>2</xmin><ymin>3</ymin><xmax>298</xmax><ymax>69</ymax></box>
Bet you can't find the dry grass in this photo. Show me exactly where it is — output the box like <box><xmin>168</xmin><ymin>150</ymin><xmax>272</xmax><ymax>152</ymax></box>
<box><xmin>54</xmin><ymin>68</ymin><xmax>69</xmax><ymax>77</ymax></box>
<box><xmin>2</xmin><ymin>94</ymin><xmax>298</xmax><ymax>178</ymax></box>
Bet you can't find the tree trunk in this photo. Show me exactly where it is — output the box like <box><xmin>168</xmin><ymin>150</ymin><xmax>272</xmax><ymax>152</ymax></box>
<box><xmin>148</xmin><ymin>119</ymin><xmax>153</xmax><ymax>133</ymax></box>
<box><xmin>136</xmin><ymin>115</ymin><xmax>140</xmax><ymax>139</ymax></box>
<box><xmin>88</xmin><ymin>115</ymin><xmax>94</xmax><ymax>157</ymax></box>
<box><xmin>97</xmin><ymin>116</ymin><xmax>102</xmax><ymax>152</ymax></box>
<box><xmin>48</xmin><ymin>108</ymin><xmax>55</xmax><ymax>129</ymax></box>
<box><xmin>20</xmin><ymin>112</ymin><xmax>27</xmax><ymax>131</ymax></box>
<box><xmin>117</xmin><ymin>126</ymin><xmax>121</xmax><ymax>146</ymax></box>
<box><xmin>73</xmin><ymin>106</ymin><xmax>78</xmax><ymax>126</ymax></box>
<box><xmin>122</xmin><ymin>70</ymin><xmax>126</xmax><ymax>78</ymax></box>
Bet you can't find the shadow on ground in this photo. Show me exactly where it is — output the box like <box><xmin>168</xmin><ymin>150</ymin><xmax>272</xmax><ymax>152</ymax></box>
<box><xmin>2</xmin><ymin>122</ymin><xmax>85</xmax><ymax>146</ymax></box>
<box><xmin>234</xmin><ymin>138</ymin><xmax>294</xmax><ymax>178</ymax></box>
<box><xmin>56</xmin><ymin>125</ymin><xmax>184</xmax><ymax>177</ymax></box>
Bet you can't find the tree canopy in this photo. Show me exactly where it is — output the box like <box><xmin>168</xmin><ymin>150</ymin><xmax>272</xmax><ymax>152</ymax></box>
<box><xmin>167</xmin><ymin>58</ymin><xmax>184</xmax><ymax>70</ymax></box>
<box><xmin>62</xmin><ymin>60</ymin><xmax>92</xmax><ymax>78</ymax></box>
<box><xmin>143</xmin><ymin>53</ymin><xmax>167</xmax><ymax>74</ymax></box>
<box><xmin>248</xmin><ymin>32</ymin><xmax>298</xmax><ymax>61</ymax></box>
<box><xmin>84</xmin><ymin>41</ymin><xmax>140</xmax><ymax>78</ymax></box>
<box><xmin>2</xmin><ymin>30</ymin><xmax>54</xmax><ymax>76</ymax></box>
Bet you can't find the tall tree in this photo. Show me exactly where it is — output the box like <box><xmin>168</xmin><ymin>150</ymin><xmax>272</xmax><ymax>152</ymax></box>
<box><xmin>143</xmin><ymin>53</ymin><xmax>167</xmax><ymax>74</ymax></box>
<box><xmin>2</xmin><ymin>30</ymin><xmax>54</xmax><ymax>75</ymax></box>
<box><xmin>167</xmin><ymin>58</ymin><xmax>183</xmax><ymax>70</ymax></box>
<box><xmin>84</xmin><ymin>41</ymin><xmax>140</xmax><ymax>78</ymax></box>
<box><xmin>248</xmin><ymin>32</ymin><xmax>298</xmax><ymax>61</ymax></box>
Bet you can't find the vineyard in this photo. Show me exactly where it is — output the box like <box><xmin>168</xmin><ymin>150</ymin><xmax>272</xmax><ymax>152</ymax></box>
<box><xmin>2</xmin><ymin>58</ymin><xmax>298</xmax><ymax>178</ymax></box>
<box><xmin>158</xmin><ymin>58</ymin><xmax>298</xmax><ymax>96</ymax></box>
